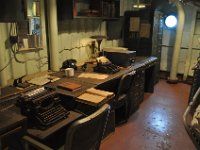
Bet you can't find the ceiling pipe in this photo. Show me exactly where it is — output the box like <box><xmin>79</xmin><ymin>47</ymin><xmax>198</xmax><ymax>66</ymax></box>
<box><xmin>47</xmin><ymin>0</ymin><xmax>59</xmax><ymax>71</ymax></box>
<box><xmin>167</xmin><ymin>0</ymin><xmax>185</xmax><ymax>83</ymax></box>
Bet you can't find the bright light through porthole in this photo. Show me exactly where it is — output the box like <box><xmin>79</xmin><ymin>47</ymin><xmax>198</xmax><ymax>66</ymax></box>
<box><xmin>165</xmin><ymin>15</ymin><xmax>177</xmax><ymax>28</ymax></box>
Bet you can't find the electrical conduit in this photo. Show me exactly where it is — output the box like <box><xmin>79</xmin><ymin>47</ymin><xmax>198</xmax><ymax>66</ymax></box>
<box><xmin>47</xmin><ymin>0</ymin><xmax>59</xmax><ymax>71</ymax></box>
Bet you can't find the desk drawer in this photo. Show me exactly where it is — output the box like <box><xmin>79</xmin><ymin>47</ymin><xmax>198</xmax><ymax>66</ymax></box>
<box><xmin>0</xmin><ymin>124</ymin><xmax>26</xmax><ymax>150</ymax></box>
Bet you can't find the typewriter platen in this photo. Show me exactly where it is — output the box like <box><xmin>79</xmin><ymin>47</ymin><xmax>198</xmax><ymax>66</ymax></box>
<box><xmin>17</xmin><ymin>87</ymin><xmax>70</xmax><ymax>130</ymax></box>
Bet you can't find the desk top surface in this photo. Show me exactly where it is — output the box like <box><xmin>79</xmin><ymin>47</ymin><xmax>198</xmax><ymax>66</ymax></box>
<box><xmin>0</xmin><ymin>56</ymin><xmax>157</xmax><ymax>99</ymax></box>
<box><xmin>0</xmin><ymin>106</ymin><xmax>27</xmax><ymax>135</ymax></box>
<box><xmin>47</xmin><ymin>56</ymin><xmax>157</xmax><ymax>92</ymax></box>
<box><xmin>0</xmin><ymin>56</ymin><xmax>157</xmax><ymax>140</ymax></box>
<box><xmin>27</xmin><ymin>111</ymin><xmax>82</xmax><ymax>140</ymax></box>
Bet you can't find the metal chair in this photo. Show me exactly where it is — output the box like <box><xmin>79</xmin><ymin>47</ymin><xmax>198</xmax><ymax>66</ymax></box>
<box><xmin>114</xmin><ymin>71</ymin><xmax>134</xmax><ymax>125</ymax></box>
<box><xmin>22</xmin><ymin>104</ymin><xmax>111</xmax><ymax>150</ymax></box>
<box><xmin>183</xmin><ymin>87</ymin><xmax>200</xmax><ymax>149</ymax></box>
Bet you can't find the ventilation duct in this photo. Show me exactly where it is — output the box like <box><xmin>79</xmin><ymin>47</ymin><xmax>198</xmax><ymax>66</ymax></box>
<box><xmin>167</xmin><ymin>0</ymin><xmax>185</xmax><ymax>83</ymax></box>
<box><xmin>47</xmin><ymin>0</ymin><xmax>59</xmax><ymax>71</ymax></box>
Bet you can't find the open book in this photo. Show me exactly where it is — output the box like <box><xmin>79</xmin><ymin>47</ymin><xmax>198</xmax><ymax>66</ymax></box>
<box><xmin>77</xmin><ymin>88</ymin><xmax>114</xmax><ymax>106</ymax></box>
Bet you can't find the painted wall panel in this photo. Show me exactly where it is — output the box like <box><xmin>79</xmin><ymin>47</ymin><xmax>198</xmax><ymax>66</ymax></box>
<box><xmin>181</xmin><ymin>31</ymin><xmax>190</xmax><ymax>48</ymax></box>
<box><xmin>57</xmin><ymin>19</ymin><xmax>121</xmax><ymax>68</ymax></box>
<box><xmin>160</xmin><ymin>5</ymin><xmax>199</xmax><ymax>77</ymax></box>
<box><xmin>183</xmin><ymin>5</ymin><xmax>194</xmax><ymax>32</ymax></box>
<box><xmin>0</xmin><ymin>23</ymin><xmax>12</xmax><ymax>85</ymax></box>
<box><xmin>160</xmin><ymin>47</ymin><xmax>172</xmax><ymax>71</ymax></box>
<box><xmin>162</xmin><ymin>29</ymin><xmax>176</xmax><ymax>46</ymax></box>
<box><xmin>192</xmin><ymin>35</ymin><xmax>200</xmax><ymax>49</ymax></box>
<box><xmin>188</xmin><ymin>50</ymin><xmax>200</xmax><ymax>76</ymax></box>
<box><xmin>177</xmin><ymin>49</ymin><xmax>187</xmax><ymax>74</ymax></box>
<box><xmin>194</xmin><ymin>19</ymin><xmax>200</xmax><ymax>34</ymax></box>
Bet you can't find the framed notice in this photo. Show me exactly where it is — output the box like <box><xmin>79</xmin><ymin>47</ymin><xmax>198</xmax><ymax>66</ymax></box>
<box><xmin>140</xmin><ymin>23</ymin><xmax>151</xmax><ymax>38</ymax></box>
<box><xmin>129</xmin><ymin>17</ymin><xmax>140</xmax><ymax>32</ymax></box>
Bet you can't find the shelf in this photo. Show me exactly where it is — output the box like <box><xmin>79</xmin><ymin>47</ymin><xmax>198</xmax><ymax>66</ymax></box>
<box><xmin>17</xmin><ymin>47</ymin><xmax>44</xmax><ymax>53</ymax></box>
<box><xmin>57</xmin><ymin>0</ymin><xmax>120</xmax><ymax>20</ymax></box>
<box><xmin>197</xmin><ymin>12</ymin><xmax>200</xmax><ymax>19</ymax></box>
<box><xmin>17</xmin><ymin>0</ymin><xmax>42</xmax><ymax>52</ymax></box>
<box><xmin>29</xmin><ymin>16</ymin><xmax>40</xmax><ymax>19</ymax></box>
<box><xmin>73</xmin><ymin>16</ymin><xmax>120</xmax><ymax>20</ymax></box>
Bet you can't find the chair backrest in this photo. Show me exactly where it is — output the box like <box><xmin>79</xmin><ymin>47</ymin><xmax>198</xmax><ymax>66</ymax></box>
<box><xmin>115</xmin><ymin>72</ymin><xmax>134</xmax><ymax>100</ymax></box>
<box><xmin>183</xmin><ymin>87</ymin><xmax>200</xmax><ymax>149</ymax></box>
<box><xmin>64</xmin><ymin>104</ymin><xmax>110</xmax><ymax>150</ymax></box>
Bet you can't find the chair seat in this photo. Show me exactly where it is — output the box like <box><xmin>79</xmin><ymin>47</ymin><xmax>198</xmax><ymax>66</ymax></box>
<box><xmin>58</xmin><ymin>145</ymin><xmax>64</xmax><ymax>150</ymax></box>
<box><xmin>115</xmin><ymin>94</ymin><xmax>127</xmax><ymax>109</ymax></box>
<box><xmin>114</xmin><ymin>72</ymin><xmax>134</xmax><ymax>125</ymax></box>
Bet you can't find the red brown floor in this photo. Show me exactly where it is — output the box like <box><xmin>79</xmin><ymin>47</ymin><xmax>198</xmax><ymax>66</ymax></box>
<box><xmin>100</xmin><ymin>79</ymin><xmax>196</xmax><ymax>150</ymax></box>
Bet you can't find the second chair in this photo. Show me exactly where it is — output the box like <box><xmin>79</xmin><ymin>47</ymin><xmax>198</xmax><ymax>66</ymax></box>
<box><xmin>114</xmin><ymin>71</ymin><xmax>134</xmax><ymax>125</ymax></box>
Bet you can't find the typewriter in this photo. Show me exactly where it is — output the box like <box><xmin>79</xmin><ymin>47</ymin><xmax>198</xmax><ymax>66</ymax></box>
<box><xmin>18</xmin><ymin>87</ymin><xmax>70</xmax><ymax>130</ymax></box>
<box><xmin>93</xmin><ymin>56</ymin><xmax>120</xmax><ymax>74</ymax></box>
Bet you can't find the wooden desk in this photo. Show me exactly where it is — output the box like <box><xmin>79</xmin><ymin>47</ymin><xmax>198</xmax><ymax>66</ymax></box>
<box><xmin>45</xmin><ymin>56</ymin><xmax>157</xmax><ymax>111</ymax></box>
<box><xmin>0</xmin><ymin>86</ymin><xmax>22</xmax><ymax>101</ymax></box>
<box><xmin>0</xmin><ymin>56</ymin><xmax>158</xmax><ymax>145</ymax></box>
<box><xmin>0</xmin><ymin>106</ymin><xmax>27</xmax><ymax>150</ymax></box>
<box><xmin>49</xmin><ymin>56</ymin><xmax>157</xmax><ymax>89</ymax></box>
<box><xmin>27</xmin><ymin>111</ymin><xmax>82</xmax><ymax>140</ymax></box>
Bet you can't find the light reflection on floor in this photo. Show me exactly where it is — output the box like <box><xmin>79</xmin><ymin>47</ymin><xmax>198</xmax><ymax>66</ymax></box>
<box><xmin>142</xmin><ymin>106</ymin><xmax>172</xmax><ymax>150</ymax></box>
<box><xmin>100</xmin><ymin>80</ymin><xmax>196</xmax><ymax>150</ymax></box>
<box><xmin>146</xmin><ymin>108</ymin><xmax>171</xmax><ymax>134</ymax></box>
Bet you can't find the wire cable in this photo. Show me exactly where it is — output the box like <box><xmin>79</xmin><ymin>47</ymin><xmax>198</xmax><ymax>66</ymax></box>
<box><xmin>0</xmin><ymin>57</ymin><xmax>13</xmax><ymax>72</ymax></box>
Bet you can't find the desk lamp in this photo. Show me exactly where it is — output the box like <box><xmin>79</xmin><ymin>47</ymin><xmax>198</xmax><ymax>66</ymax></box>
<box><xmin>91</xmin><ymin>35</ymin><xmax>106</xmax><ymax>56</ymax></box>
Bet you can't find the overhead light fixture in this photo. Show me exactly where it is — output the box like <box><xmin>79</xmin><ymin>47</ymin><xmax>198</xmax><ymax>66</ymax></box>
<box><xmin>133</xmin><ymin>4</ymin><xmax>146</xmax><ymax>8</ymax></box>
<box><xmin>165</xmin><ymin>15</ymin><xmax>177</xmax><ymax>28</ymax></box>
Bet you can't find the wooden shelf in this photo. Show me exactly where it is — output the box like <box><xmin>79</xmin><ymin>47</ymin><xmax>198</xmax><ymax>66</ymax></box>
<box><xmin>57</xmin><ymin>0</ymin><xmax>120</xmax><ymax>20</ymax></box>
<box><xmin>74</xmin><ymin>16</ymin><xmax>120</xmax><ymax>20</ymax></box>
<box><xmin>17</xmin><ymin>47</ymin><xmax>44</xmax><ymax>53</ymax></box>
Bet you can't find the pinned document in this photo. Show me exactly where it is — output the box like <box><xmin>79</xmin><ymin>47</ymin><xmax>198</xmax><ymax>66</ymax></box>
<box><xmin>78</xmin><ymin>73</ymin><xmax>108</xmax><ymax>80</ymax></box>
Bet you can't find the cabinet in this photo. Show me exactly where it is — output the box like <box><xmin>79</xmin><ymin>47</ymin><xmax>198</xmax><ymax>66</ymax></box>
<box><xmin>123</xmin><ymin>9</ymin><xmax>154</xmax><ymax>56</ymax></box>
<box><xmin>129</xmin><ymin>69</ymin><xmax>145</xmax><ymax>115</ymax></box>
<box><xmin>57</xmin><ymin>0</ymin><xmax>120</xmax><ymax>20</ymax></box>
<box><xmin>152</xmin><ymin>11</ymin><xmax>163</xmax><ymax>83</ymax></box>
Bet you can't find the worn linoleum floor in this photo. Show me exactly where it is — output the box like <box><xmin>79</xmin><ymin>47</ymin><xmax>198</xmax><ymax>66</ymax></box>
<box><xmin>100</xmin><ymin>79</ymin><xmax>196</xmax><ymax>150</ymax></box>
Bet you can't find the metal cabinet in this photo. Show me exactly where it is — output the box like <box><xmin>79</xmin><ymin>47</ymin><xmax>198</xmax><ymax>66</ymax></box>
<box><xmin>129</xmin><ymin>69</ymin><xmax>145</xmax><ymax>115</ymax></box>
